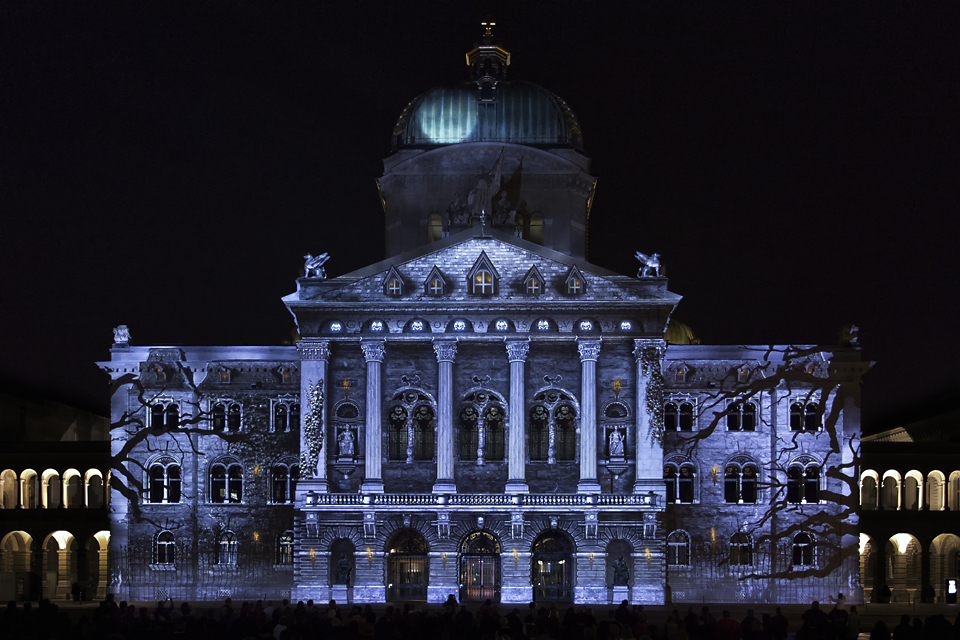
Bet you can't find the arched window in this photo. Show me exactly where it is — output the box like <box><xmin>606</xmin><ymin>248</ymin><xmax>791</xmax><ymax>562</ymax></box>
<box><xmin>413</xmin><ymin>406</ymin><xmax>435</xmax><ymax>461</ymax></box>
<box><xmin>741</xmin><ymin>465</ymin><xmax>758</xmax><ymax>503</ymax></box>
<box><xmin>155</xmin><ymin>531</ymin><xmax>175</xmax><ymax>565</ymax></box>
<box><xmin>459</xmin><ymin>407</ymin><xmax>479</xmax><ymax>461</ymax></box>
<box><xmin>530</xmin><ymin>406</ymin><xmax>549</xmax><ymax>461</ymax></box>
<box><xmin>678</xmin><ymin>465</ymin><xmax>696</xmax><ymax>503</ymax></box>
<box><xmin>165</xmin><ymin>404</ymin><xmax>180</xmax><ymax>429</ymax></box>
<box><xmin>473</xmin><ymin>269</ymin><xmax>494</xmax><ymax>294</ymax></box>
<box><xmin>388</xmin><ymin>406</ymin><xmax>408</xmax><ymax>461</ymax></box>
<box><xmin>151</xmin><ymin>404</ymin><xmax>165</xmax><ymax>428</ymax></box>
<box><xmin>664</xmin><ymin>466</ymin><xmax>677</xmax><ymax>503</ymax></box>
<box><xmin>272</xmin><ymin>463</ymin><xmax>299</xmax><ymax>504</ymax></box>
<box><xmin>218</xmin><ymin>531</ymin><xmax>238</xmax><ymax>565</ymax></box>
<box><xmin>212</xmin><ymin>404</ymin><xmax>226</xmax><ymax>431</ymax></box>
<box><xmin>727</xmin><ymin>402</ymin><xmax>757</xmax><ymax>432</ymax></box>
<box><xmin>667</xmin><ymin>531</ymin><xmax>690</xmax><ymax>566</ymax></box>
<box><xmin>665</xmin><ymin>401</ymin><xmax>694</xmax><ymax>431</ymax></box>
<box><xmin>277</xmin><ymin>531</ymin><xmax>294</xmax><ymax>565</ymax></box>
<box><xmin>484</xmin><ymin>405</ymin><xmax>505</xmax><ymax>462</ymax></box>
<box><xmin>274</xmin><ymin>404</ymin><xmax>288</xmax><ymax>432</ymax></box>
<box><xmin>675</xmin><ymin>367</ymin><xmax>687</xmax><ymax>383</ymax></box>
<box><xmin>555</xmin><ymin>405</ymin><xmax>576</xmax><ymax>461</ymax></box>
<box><xmin>566</xmin><ymin>276</ymin><xmax>583</xmax><ymax>295</ymax></box>
<box><xmin>730</xmin><ymin>533</ymin><xmax>753</xmax><ymax>566</ymax></box>
<box><xmin>227</xmin><ymin>404</ymin><xmax>242</xmax><ymax>431</ymax></box>
<box><xmin>148</xmin><ymin>458</ymin><xmax>181</xmax><ymax>504</ymax></box>
<box><xmin>790</xmin><ymin>401</ymin><xmax>821</xmax><ymax>431</ymax></box>
<box><xmin>290</xmin><ymin>403</ymin><xmax>300</xmax><ymax>429</ymax></box>
<box><xmin>861</xmin><ymin>474</ymin><xmax>879</xmax><ymax>510</ymax></box>
<box><xmin>805</xmin><ymin>466</ymin><xmax>821</xmax><ymax>504</ymax></box>
<box><xmin>211</xmin><ymin>461</ymin><xmax>243</xmax><ymax>504</ymax></box>
<box><xmin>792</xmin><ymin>533</ymin><xmax>814</xmax><ymax>566</ymax></box>
<box><xmin>787</xmin><ymin>466</ymin><xmax>803</xmax><ymax>504</ymax></box>
<box><xmin>724</xmin><ymin>466</ymin><xmax>741</xmax><ymax>504</ymax></box>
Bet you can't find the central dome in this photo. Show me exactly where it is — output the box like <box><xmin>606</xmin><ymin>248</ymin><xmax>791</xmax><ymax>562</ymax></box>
<box><xmin>391</xmin><ymin>81</ymin><xmax>583</xmax><ymax>151</ymax></box>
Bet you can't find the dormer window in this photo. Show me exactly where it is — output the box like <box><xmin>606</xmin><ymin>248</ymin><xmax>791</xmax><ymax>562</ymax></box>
<box><xmin>382</xmin><ymin>266</ymin><xmax>406</xmax><ymax>297</ymax></box>
<box><xmin>277</xmin><ymin>366</ymin><xmax>293</xmax><ymax>384</ymax></box>
<box><xmin>564</xmin><ymin>266</ymin><xmax>586</xmax><ymax>295</ymax></box>
<box><xmin>467</xmin><ymin>252</ymin><xmax>500</xmax><ymax>296</ymax></box>
<box><xmin>215</xmin><ymin>366</ymin><xmax>231</xmax><ymax>384</ymax></box>
<box><xmin>424</xmin><ymin>266</ymin><xmax>447</xmax><ymax>296</ymax></box>
<box><xmin>474</xmin><ymin>269</ymin><xmax>494</xmax><ymax>294</ymax></box>
<box><xmin>676</xmin><ymin>367</ymin><xmax>688</xmax><ymax>383</ymax></box>
<box><xmin>522</xmin><ymin>265</ymin><xmax>546</xmax><ymax>295</ymax></box>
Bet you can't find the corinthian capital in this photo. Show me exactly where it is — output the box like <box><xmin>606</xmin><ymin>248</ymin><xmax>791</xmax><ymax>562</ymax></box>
<box><xmin>632</xmin><ymin>338</ymin><xmax>666</xmax><ymax>361</ymax></box>
<box><xmin>433</xmin><ymin>340</ymin><xmax>458</xmax><ymax>363</ymax></box>
<box><xmin>505</xmin><ymin>340</ymin><xmax>530</xmax><ymax>363</ymax></box>
<box><xmin>361</xmin><ymin>340</ymin><xmax>386</xmax><ymax>363</ymax></box>
<box><xmin>577</xmin><ymin>339</ymin><xmax>602</xmax><ymax>362</ymax></box>
<box><xmin>297</xmin><ymin>340</ymin><xmax>330</xmax><ymax>361</ymax></box>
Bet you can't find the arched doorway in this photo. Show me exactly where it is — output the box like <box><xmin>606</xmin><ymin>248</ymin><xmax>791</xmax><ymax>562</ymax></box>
<box><xmin>459</xmin><ymin>530</ymin><xmax>501</xmax><ymax>602</ymax></box>
<box><xmin>386</xmin><ymin>530</ymin><xmax>428</xmax><ymax>601</ymax></box>
<box><xmin>532</xmin><ymin>531</ymin><xmax>575</xmax><ymax>602</ymax></box>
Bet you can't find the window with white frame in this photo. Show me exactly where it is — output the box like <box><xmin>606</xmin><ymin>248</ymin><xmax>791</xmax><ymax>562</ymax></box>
<box><xmin>218</xmin><ymin>531</ymin><xmax>238</xmax><ymax>565</ymax></box>
<box><xmin>724</xmin><ymin>461</ymin><xmax>758</xmax><ymax>504</ymax></box>
<box><xmin>277</xmin><ymin>531</ymin><xmax>294</xmax><ymax>565</ymax></box>
<box><xmin>210</xmin><ymin>460</ymin><xmax>243</xmax><ymax>503</ymax></box>
<box><xmin>790</xmin><ymin>400</ymin><xmax>821</xmax><ymax>431</ymax></box>
<box><xmin>271</xmin><ymin>462</ymin><xmax>299</xmax><ymax>504</ymax></box>
<box><xmin>148</xmin><ymin>457</ymin><xmax>181</xmax><ymax>504</ymax></box>
<box><xmin>727</xmin><ymin>401</ymin><xmax>757</xmax><ymax>431</ymax></box>
<box><xmin>667</xmin><ymin>531</ymin><xmax>690</xmax><ymax>566</ymax></box>
<box><xmin>271</xmin><ymin>397</ymin><xmax>300</xmax><ymax>432</ymax></box>
<box><xmin>787</xmin><ymin>459</ymin><xmax>821</xmax><ymax>504</ymax></box>
<box><xmin>730</xmin><ymin>532</ymin><xmax>753</xmax><ymax>566</ymax></box>
<box><xmin>211</xmin><ymin>402</ymin><xmax>242</xmax><ymax>431</ymax></box>
<box><xmin>664</xmin><ymin>400</ymin><xmax>695</xmax><ymax>431</ymax></box>
<box><xmin>792</xmin><ymin>532</ymin><xmax>814</xmax><ymax>566</ymax></box>
<box><xmin>149</xmin><ymin>400</ymin><xmax>180</xmax><ymax>429</ymax></box>
<box><xmin>155</xmin><ymin>530</ymin><xmax>176</xmax><ymax>565</ymax></box>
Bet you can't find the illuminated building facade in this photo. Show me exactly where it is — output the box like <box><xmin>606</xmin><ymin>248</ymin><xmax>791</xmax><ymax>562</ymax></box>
<box><xmin>100</xmin><ymin>27</ymin><xmax>867</xmax><ymax>604</ymax></box>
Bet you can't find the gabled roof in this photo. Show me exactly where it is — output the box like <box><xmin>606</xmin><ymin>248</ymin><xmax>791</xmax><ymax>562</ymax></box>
<box><xmin>285</xmin><ymin>226</ymin><xmax>680</xmax><ymax>306</ymax></box>
<box><xmin>862</xmin><ymin>408</ymin><xmax>960</xmax><ymax>443</ymax></box>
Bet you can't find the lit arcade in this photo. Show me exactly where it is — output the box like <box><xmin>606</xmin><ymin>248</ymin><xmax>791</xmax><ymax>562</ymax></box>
<box><xmin>99</xmin><ymin>26</ymin><xmax>868</xmax><ymax>605</ymax></box>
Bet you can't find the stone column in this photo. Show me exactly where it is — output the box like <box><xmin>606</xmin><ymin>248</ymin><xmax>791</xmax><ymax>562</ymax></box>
<box><xmin>433</xmin><ymin>340</ymin><xmax>457</xmax><ymax>493</ymax></box>
<box><xmin>298</xmin><ymin>340</ymin><xmax>330</xmax><ymax>492</ymax></box>
<box><xmin>361</xmin><ymin>340</ymin><xmax>386</xmax><ymax>494</ymax></box>
<box><xmin>633</xmin><ymin>339</ymin><xmax>666</xmax><ymax>497</ymax></box>
<box><xmin>505</xmin><ymin>340</ymin><xmax>530</xmax><ymax>494</ymax></box>
<box><xmin>577</xmin><ymin>339</ymin><xmax>602</xmax><ymax>494</ymax></box>
<box><xmin>97</xmin><ymin>548</ymin><xmax>109</xmax><ymax>600</ymax></box>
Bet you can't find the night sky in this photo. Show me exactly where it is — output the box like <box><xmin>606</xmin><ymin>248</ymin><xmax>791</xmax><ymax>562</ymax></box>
<box><xmin>3</xmin><ymin>4</ymin><xmax>958</xmax><ymax>433</ymax></box>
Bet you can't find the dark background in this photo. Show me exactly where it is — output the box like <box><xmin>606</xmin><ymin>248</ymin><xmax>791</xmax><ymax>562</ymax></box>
<box><xmin>2</xmin><ymin>3</ymin><xmax>958</xmax><ymax>433</ymax></box>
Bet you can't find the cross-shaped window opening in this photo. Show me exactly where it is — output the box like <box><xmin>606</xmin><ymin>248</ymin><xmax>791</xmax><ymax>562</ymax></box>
<box><xmin>567</xmin><ymin>278</ymin><xmax>582</xmax><ymax>294</ymax></box>
<box><xmin>429</xmin><ymin>279</ymin><xmax>444</xmax><ymax>295</ymax></box>
<box><xmin>388</xmin><ymin>279</ymin><xmax>402</xmax><ymax>296</ymax></box>
<box><xmin>526</xmin><ymin>278</ymin><xmax>541</xmax><ymax>294</ymax></box>
<box><xmin>474</xmin><ymin>269</ymin><xmax>494</xmax><ymax>294</ymax></box>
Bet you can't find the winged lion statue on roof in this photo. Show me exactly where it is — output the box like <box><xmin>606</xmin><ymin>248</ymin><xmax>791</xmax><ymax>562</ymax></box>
<box><xmin>304</xmin><ymin>252</ymin><xmax>330</xmax><ymax>279</ymax></box>
<box><xmin>635</xmin><ymin>251</ymin><xmax>661</xmax><ymax>278</ymax></box>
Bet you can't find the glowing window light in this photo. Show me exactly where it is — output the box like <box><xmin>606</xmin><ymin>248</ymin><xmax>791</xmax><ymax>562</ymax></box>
<box><xmin>579</xmin><ymin>320</ymin><xmax>593</xmax><ymax>331</ymax></box>
<box><xmin>620</xmin><ymin>320</ymin><xmax>632</xmax><ymax>331</ymax></box>
<box><xmin>495</xmin><ymin>320</ymin><xmax>509</xmax><ymax>331</ymax></box>
<box><xmin>537</xmin><ymin>319</ymin><xmax>550</xmax><ymax>331</ymax></box>
<box><xmin>410</xmin><ymin>320</ymin><xmax>424</xmax><ymax>332</ymax></box>
<box><xmin>370</xmin><ymin>321</ymin><xmax>384</xmax><ymax>332</ymax></box>
<box><xmin>453</xmin><ymin>320</ymin><xmax>466</xmax><ymax>332</ymax></box>
<box><xmin>330</xmin><ymin>322</ymin><xmax>343</xmax><ymax>332</ymax></box>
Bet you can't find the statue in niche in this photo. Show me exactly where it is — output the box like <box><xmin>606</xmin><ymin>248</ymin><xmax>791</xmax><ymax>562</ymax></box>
<box><xmin>493</xmin><ymin>190</ymin><xmax>516</xmax><ymax>226</ymax></box>
<box><xmin>303</xmin><ymin>252</ymin><xmax>329</xmax><ymax>278</ymax></box>
<box><xmin>446</xmin><ymin>191</ymin><xmax>469</xmax><ymax>226</ymax></box>
<box><xmin>612</xmin><ymin>555</ymin><xmax>630</xmax><ymax>586</ymax></box>
<box><xmin>634</xmin><ymin>251</ymin><xmax>661</xmax><ymax>278</ymax></box>
<box><xmin>335</xmin><ymin>554</ymin><xmax>352</xmax><ymax>585</ymax></box>
<box><xmin>467</xmin><ymin>148</ymin><xmax>504</xmax><ymax>219</ymax></box>
<box><xmin>609</xmin><ymin>430</ymin><xmax>624</xmax><ymax>457</ymax></box>
<box><xmin>338</xmin><ymin>429</ymin><xmax>355</xmax><ymax>458</ymax></box>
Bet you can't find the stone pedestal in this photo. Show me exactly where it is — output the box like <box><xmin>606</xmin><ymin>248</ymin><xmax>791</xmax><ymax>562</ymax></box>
<box><xmin>331</xmin><ymin>585</ymin><xmax>349</xmax><ymax>604</ymax></box>
<box><xmin>612</xmin><ymin>585</ymin><xmax>630</xmax><ymax>605</ymax></box>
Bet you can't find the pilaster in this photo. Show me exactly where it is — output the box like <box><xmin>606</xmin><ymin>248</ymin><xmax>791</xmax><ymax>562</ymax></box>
<box><xmin>361</xmin><ymin>340</ymin><xmax>386</xmax><ymax>494</ymax></box>
<box><xmin>433</xmin><ymin>341</ymin><xmax>458</xmax><ymax>494</ymax></box>
<box><xmin>505</xmin><ymin>340</ymin><xmax>530</xmax><ymax>494</ymax></box>
<box><xmin>298</xmin><ymin>340</ymin><xmax>330</xmax><ymax>492</ymax></box>
<box><xmin>633</xmin><ymin>339</ymin><xmax>666</xmax><ymax>496</ymax></box>
<box><xmin>577</xmin><ymin>339</ymin><xmax>602</xmax><ymax>494</ymax></box>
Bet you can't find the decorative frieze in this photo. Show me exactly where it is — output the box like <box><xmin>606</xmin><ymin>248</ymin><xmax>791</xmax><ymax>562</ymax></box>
<box><xmin>297</xmin><ymin>340</ymin><xmax>330</xmax><ymax>361</ymax></box>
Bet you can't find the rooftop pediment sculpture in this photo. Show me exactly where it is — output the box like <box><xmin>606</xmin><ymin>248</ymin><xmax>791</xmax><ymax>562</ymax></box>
<box><xmin>635</xmin><ymin>251</ymin><xmax>661</xmax><ymax>278</ymax></box>
<box><xmin>304</xmin><ymin>252</ymin><xmax>330</xmax><ymax>279</ymax></box>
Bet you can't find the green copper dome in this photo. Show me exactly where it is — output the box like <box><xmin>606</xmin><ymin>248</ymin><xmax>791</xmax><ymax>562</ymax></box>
<box><xmin>391</xmin><ymin>81</ymin><xmax>583</xmax><ymax>151</ymax></box>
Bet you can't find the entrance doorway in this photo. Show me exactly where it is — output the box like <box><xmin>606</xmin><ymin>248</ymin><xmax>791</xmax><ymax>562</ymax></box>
<box><xmin>459</xmin><ymin>530</ymin><xmax>501</xmax><ymax>602</ymax></box>
<box><xmin>386</xmin><ymin>530</ymin><xmax>429</xmax><ymax>601</ymax></box>
<box><xmin>532</xmin><ymin>531</ymin><xmax>575</xmax><ymax>601</ymax></box>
